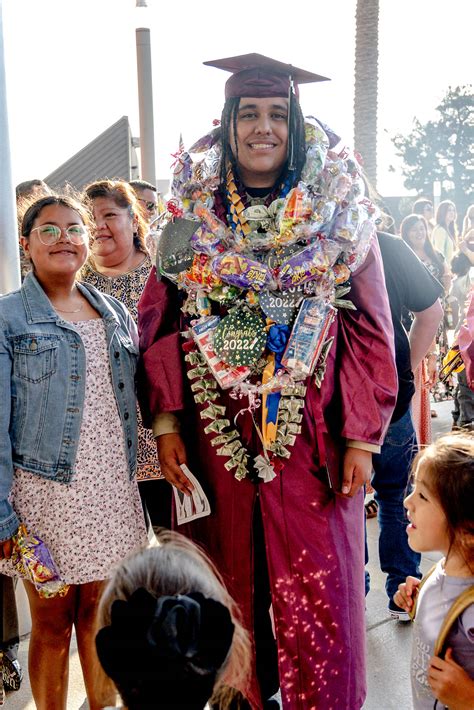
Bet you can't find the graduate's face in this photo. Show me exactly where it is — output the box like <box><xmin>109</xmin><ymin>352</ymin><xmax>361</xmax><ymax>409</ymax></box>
<box><xmin>231</xmin><ymin>97</ymin><xmax>288</xmax><ymax>188</ymax></box>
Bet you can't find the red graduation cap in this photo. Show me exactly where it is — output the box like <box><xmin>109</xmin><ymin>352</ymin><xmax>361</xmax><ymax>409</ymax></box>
<box><xmin>204</xmin><ymin>53</ymin><xmax>330</xmax><ymax>100</ymax></box>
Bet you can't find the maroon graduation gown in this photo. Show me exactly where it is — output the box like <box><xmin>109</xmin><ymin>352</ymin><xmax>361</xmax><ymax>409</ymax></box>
<box><xmin>138</xmin><ymin>238</ymin><xmax>397</xmax><ymax>709</ymax></box>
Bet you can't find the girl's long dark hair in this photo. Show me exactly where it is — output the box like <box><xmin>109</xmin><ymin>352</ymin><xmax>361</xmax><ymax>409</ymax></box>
<box><xmin>435</xmin><ymin>200</ymin><xmax>458</xmax><ymax>240</ymax></box>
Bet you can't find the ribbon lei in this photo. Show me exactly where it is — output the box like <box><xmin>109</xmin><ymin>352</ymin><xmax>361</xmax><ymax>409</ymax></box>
<box><xmin>262</xmin><ymin>324</ymin><xmax>290</xmax><ymax>447</ymax></box>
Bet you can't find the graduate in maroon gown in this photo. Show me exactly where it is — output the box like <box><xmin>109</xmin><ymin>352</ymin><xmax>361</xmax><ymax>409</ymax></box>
<box><xmin>138</xmin><ymin>54</ymin><xmax>397</xmax><ymax>709</ymax></box>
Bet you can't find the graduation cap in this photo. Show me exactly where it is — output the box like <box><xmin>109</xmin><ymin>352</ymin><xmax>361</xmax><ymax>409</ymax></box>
<box><xmin>204</xmin><ymin>53</ymin><xmax>330</xmax><ymax>100</ymax></box>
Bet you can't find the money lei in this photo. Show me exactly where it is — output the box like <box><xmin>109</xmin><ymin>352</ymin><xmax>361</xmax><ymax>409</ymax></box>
<box><xmin>184</xmin><ymin>346</ymin><xmax>307</xmax><ymax>480</ymax></box>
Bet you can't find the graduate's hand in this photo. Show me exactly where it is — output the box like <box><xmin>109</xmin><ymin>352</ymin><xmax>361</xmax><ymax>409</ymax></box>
<box><xmin>340</xmin><ymin>448</ymin><xmax>372</xmax><ymax>497</ymax></box>
<box><xmin>0</xmin><ymin>537</ymin><xmax>14</xmax><ymax>560</ymax></box>
<box><xmin>156</xmin><ymin>433</ymin><xmax>194</xmax><ymax>497</ymax></box>
<box><xmin>428</xmin><ymin>648</ymin><xmax>474</xmax><ymax>710</ymax></box>
<box><xmin>393</xmin><ymin>576</ymin><xmax>421</xmax><ymax>613</ymax></box>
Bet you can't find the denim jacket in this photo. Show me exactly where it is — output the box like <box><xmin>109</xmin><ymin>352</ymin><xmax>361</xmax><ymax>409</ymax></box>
<box><xmin>0</xmin><ymin>272</ymin><xmax>139</xmax><ymax>541</ymax></box>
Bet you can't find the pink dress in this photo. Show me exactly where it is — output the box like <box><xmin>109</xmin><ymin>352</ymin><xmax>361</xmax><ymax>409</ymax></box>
<box><xmin>0</xmin><ymin>319</ymin><xmax>147</xmax><ymax>585</ymax></box>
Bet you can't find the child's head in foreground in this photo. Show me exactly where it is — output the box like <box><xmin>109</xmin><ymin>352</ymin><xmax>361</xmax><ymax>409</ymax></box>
<box><xmin>404</xmin><ymin>431</ymin><xmax>474</xmax><ymax>574</ymax></box>
<box><xmin>96</xmin><ymin>531</ymin><xmax>250</xmax><ymax>710</ymax></box>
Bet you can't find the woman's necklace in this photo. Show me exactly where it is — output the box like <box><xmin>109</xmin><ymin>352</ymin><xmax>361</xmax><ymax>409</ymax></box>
<box><xmin>54</xmin><ymin>304</ymin><xmax>84</xmax><ymax>314</ymax></box>
<box><xmin>50</xmin><ymin>290</ymin><xmax>84</xmax><ymax>314</ymax></box>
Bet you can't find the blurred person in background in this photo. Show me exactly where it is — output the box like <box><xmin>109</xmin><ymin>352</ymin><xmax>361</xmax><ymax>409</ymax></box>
<box><xmin>461</xmin><ymin>204</ymin><xmax>474</xmax><ymax>239</ymax></box>
<box><xmin>413</xmin><ymin>197</ymin><xmax>434</xmax><ymax>235</ymax></box>
<box><xmin>16</xmin><ymin>179</ymin><xmax>52</xmax><ymax>279</ymax></box>
<box><xmin>432</xmin><ymin>200</ymin><xmax>458</xmax><ymax>265</ymax></box>
<box><xmin>129</xmin><ymin>179</ymin><xmax>164</xmax><ymax>260</ymax></box>
<box><xmin>82</xmin><ymin>180</ymin><xmax>169</xmax><ymax>528</ymax></box>
<box><xmin>401</xmin><ymin>213</ymin><xmax>452</xmax><ymax>428</ymax></box>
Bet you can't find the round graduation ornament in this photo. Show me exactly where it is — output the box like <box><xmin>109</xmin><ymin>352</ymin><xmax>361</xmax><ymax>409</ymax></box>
<box><xmin>156</xmin><ymin>218</ymin><xmax>197</xmax><ymax>275</ymax></box>
<box><xmin>214</xmin><ymin>308</ymin><xmax>267</xmax><ymax>366</ymax></box>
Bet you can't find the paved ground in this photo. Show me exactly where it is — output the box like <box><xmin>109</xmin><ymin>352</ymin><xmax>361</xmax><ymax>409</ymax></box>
<box><xmin>5</xmin><ymin>399</ymin><xmax>454</xmax><ymax>709</ymax></box>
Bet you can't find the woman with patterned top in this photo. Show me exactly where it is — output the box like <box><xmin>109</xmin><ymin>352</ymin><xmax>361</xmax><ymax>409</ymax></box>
<box><xmin>82</xmin><ymin>180</ymin><xmax>168</xmax><ymax>526</ymax></box>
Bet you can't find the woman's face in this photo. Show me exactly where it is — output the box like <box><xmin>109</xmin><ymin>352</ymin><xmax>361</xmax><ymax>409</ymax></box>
<box><xmin>21</xmin><ymin>204</ymin><xmax>88</xmax><ymax>281</ymax></box>
<box><xmin>406</xmin><ymin>219</ymin><xmax>427</xmax><ymax>249</ymax></box>
<box><xmin>91</xmin><ymin>196</ymin><xmax>138</xmax><ymax>263</ymax></box>
<box><xmin>445</xmin><ymin>205</ymin><xmax>457</xmax><ymax>224</ymax></box>
<box><xmin>231</xmin><ymin>97</ymin><xmax>289</xmax><ymax>188</ymax></box>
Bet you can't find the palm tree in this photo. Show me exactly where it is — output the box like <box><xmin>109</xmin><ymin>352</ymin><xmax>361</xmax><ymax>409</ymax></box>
<box><xmin>354</xmin><ymin>0</ymin><xmax>379</xmax><ymax>187</ymax></box>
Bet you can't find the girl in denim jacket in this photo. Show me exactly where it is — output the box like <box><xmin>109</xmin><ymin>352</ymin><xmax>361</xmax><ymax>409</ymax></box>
<box><xmin>0</xmin><ymin>195</ymin><xmax>147</xmax><ymax>710</ymax></box>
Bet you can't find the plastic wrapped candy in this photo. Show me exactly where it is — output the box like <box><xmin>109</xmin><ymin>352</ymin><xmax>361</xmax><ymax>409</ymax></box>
<box><xmin>282</xmin><ymin>298</ymin><xmax>337</xmax><ymax>378</ymax></box>
<box><xmin>332</xmin><ymin>198</ymin><xmax>378</xmax><ymax>244</ymax></box>
<box><xmin>179</xmin><ymin>254</ymin><xmax>222</xmax><ymax>291</ymax></box>
<box><xmin>278</xmin><ymin>239</ymin><xmax>340</xmax><ymax>289</ymax></box>
<box><xmin>333</xmin><ymin>262</ymin><xmax>351</xmax><ymax>285</ymax></box>
<box><xmin>212</xmin><ymin>252</ymin><xmax>274</xmax><ymax>292</ymax></box>
<box><xmin>344</xmin><ymin>219</ymin><xmax>376</xmax><ymax>273</ymax></box>
<box><xmin>307</xmin><ymin>194</ymin><xmax>337</xmax><ymax>236</ymax></box>
<box><xmin>277</xmin><ymin>185</ymin><xmax>313</xmax><ymax>245</ymax></box>
<box><xmin>300</xmin><ymin>119</ymin><xmax>329</xmax><ymax>184</ymax></box>
<box><xmin>11</xmin><ymin>525</ymin><xmax>69</xmax><ymax>598</ymax></box>
<box><xmin>190</xmin><ymin>223</ymin><xmax>225</xmax><ymax>256</ymax></box>
<box><xmin>327</xmin><ymin>164</ymin><xmax>352</xmax><ymax>202</ymax></box>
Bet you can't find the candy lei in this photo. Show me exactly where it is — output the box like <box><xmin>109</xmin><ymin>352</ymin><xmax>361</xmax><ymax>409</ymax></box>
<box><xmin>162</xmin><ymin>117</ymin><xmax>379</xmax><ymax>482</ymax></box>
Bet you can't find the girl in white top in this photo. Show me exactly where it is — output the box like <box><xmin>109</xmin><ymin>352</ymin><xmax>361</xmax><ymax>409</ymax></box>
<box><xmin>432</xmin><ymin>200</ymin><xmax>458</xmax><ymax>265</ymax></box>
<box><xmin>394</xmin><ymin>432</ymin><xmax>474</xmax><ymax>710</ymax></box>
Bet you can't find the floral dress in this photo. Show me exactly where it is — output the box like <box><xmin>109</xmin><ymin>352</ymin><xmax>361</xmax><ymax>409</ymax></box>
<box><xmin>0</xmin><ymin>319</ymin><xmax>147</xmax><ymax>584</ymax></box>
<box><xmin>81</xmin><ymin>255</ymin><xmax>162</xmax><ymax>481</ymax></box>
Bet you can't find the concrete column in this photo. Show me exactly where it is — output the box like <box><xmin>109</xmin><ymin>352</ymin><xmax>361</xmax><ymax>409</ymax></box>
<box><xmin>136</xmin><ymin>27</ymin><xmax>156</xmax><ymax>185</ymax></box>
<box><xmin>0</xmin><ymin>0</ymin><xmax>20</xmax><ymax>294</ymax></box>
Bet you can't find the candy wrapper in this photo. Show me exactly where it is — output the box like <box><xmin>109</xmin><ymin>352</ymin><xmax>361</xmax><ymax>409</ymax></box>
<box><xmin>212</xmin><ymin>252</ymin><xmax>274</xmax><ymax>291</ymax></box>
<box><xmin>319</xmin><ymin>159</ymin><xmax>353</xmax><ymax>202</ymax></box>
<box><xmin>282</xmin><ymin>298</ymin><xmax>336</xmax><ymax>378</ymax></box>
<box><xmin>179</xmin><ymin>254</ymin><xmax>222</xmax><ymax>291</ymax></box>
<box><xmin>344</xmin><ymin>219</ymin><xmax>376</xmax><ymax>273</ymax></box>
<box><xmin>191</xmin><ymin>316</ymin><xmax>250</xmax><ymax>389</ymax></box>
<box><xmin>278</xmin><ymin>239</ymin><xmax>340</xmax><ymax>289</ymax></box>
<box><xmin>190</xmin><ymin>222</ymin><xmax>226</xmax><ymax>256</ymax></box>
<box><xmin>11</xmin><ymin>525</ymin><xmax>69</xmax><ymax>598</ymax></box>
<box><xmin>278</xmin><ymin>185</ymin><xmax>313</xmax><ymax>244</ymax></box>
<box><xmin>300</xmin><ymin>119</ymin><xmax>329</xmax><ymax>184</ymax></box>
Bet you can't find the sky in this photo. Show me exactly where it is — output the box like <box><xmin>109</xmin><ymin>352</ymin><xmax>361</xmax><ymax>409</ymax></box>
<box><xmin>2</xmin><ymin>0</ymin><xmax>472</xmax><ymax>198</ymax></box>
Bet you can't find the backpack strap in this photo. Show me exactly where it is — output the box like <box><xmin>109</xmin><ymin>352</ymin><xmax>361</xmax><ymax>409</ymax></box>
<box><xmin>434</xmin><ymin>585</ymin><xmax>474</xmax><ymax>658</ymax></box>
<box><xmin>409</xmin><ymin>565</ymin><xmax>437</xmax><ymax>621</ymax></box>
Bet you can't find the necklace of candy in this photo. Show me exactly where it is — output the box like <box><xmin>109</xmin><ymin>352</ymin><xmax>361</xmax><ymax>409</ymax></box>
<box><xmin>158</xmin><ymin>117</ymin><xmax>379</xmax><ymax>482</ymax></box>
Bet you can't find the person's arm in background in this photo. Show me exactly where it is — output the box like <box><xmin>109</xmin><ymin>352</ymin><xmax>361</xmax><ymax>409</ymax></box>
<box><xmin>137</xmin><ymin>268</ymin><xmax>193</xmax><ymax>496</ymax></box>
<box><xmin>409</xmin><ymin>300</ymin><xmax>443</xmax><ymax>372</ymax></box>
<box><xmin>459</xmin><ymin>231</ymin><xmax>474</xmax><ymax>265</ymax></box>
<box><xmin>0</xmin><ymin>313</ymin><xmax>18</xmax><ymax>558</ymax></box>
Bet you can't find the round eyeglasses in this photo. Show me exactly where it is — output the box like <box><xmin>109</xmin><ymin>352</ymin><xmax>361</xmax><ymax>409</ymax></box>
<box><xmin>30</xmin><ymin>224</ymin><xmax>89</xmax><ymax>246</ymax></box>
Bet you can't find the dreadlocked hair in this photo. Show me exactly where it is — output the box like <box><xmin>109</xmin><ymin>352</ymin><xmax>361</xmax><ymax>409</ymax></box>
<box><xmin>218</xmin><ymin>95</ymin><xmax>307</xmax><ymax>238</ymax></box>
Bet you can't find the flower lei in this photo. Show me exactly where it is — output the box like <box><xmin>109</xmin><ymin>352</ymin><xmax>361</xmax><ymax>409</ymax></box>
<box><xmin>157</xmin><ymin>117</ymin><xmax>378</xmax><ymax>482</ymax></box>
